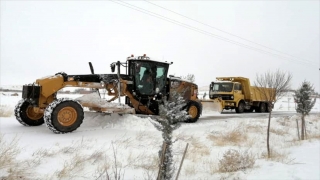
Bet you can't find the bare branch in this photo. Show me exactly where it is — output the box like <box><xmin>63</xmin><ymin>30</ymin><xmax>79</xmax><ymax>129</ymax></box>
<box><xmin>254</xmin><ymin>69</ymin><xmax>292</xmax><ymax>103</ymax></box>
<box><xmin>254</xmin><ymin>69</ymin><xmax>292</xmax><ymax>159</ymax></box>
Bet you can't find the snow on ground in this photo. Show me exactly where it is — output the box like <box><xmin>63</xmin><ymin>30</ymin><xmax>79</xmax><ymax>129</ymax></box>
<box><xmin>0</xmin><ymin>92</ymin><xmax>319</xmax><ymax>179</ymax></box>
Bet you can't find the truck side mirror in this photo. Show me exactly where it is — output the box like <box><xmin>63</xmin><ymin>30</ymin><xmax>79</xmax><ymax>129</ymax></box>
<box><xmin>110</xmin><ymin>63</ymin><xmax>115</xmax><ymax>72</ymax></box>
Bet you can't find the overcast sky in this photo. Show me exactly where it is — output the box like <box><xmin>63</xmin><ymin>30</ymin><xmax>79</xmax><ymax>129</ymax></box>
<box><xmin>1</xmin><ymin>1</ymin><xmax>319</xmax><ymax>92</ymax></box>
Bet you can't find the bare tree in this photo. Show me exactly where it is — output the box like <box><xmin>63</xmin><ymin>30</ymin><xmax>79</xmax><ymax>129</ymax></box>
<box><xmin>254</xmin><ymin>69</ymin><xmax>292</xmax><ymax>158</ymax></box>
<box><xmin>150</xmin><ymin>91</ymin><xmax>189</xmax><ymax>180</ymax></box>
<box><xmin>293</xmin><ymin>80</ymin><xmax>316</xmax><ymax>140</ymax></box>
<box><xmin>181</xmin><ymin>74</ymin><xmax>195</xmax><ymax>83</ymax></box>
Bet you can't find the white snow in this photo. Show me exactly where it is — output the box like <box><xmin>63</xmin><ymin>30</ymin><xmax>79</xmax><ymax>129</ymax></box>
<box><xmin>0</xmin><ymin>92</ymin><xmax>319</xmax><ymax>179</ymax></box>
<box><xmin>75</xmin><ymin>93</ymin><xmax>132</xmax><ymax>109</ymax></box>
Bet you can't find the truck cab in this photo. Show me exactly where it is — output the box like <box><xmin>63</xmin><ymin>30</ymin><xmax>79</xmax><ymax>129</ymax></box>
<box><xmin>209</xmin><ymin>81</ymin><xmax>244</xmax><ymax>111</ymax></box>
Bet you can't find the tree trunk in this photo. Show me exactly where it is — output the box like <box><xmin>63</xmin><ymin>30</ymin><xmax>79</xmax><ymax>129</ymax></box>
<box><xmin>160</xmin><ymin>128</ymin><xmax>174</xmax><ymax>180</ymax></box>
<box><xmin>296</xmin><ymin>118</ymin><xmax>300</xmax><ymax>140</ymax></box>
<box><xmin>267</xmin><ymin>111</ymin><xmax>271</xmax><ymax>158</ymax></box>
<box><xmin>301</xmin><ymin>115</ymin><xmax>305</xmax><ymax>140</ymax></box>
<box><xmin>157</xmin><ymin>142</ymin><xmax>167</xmax><ymax>180</ymax></box>
<box><xmin>304</xmin><ymin>120</ymin><xmax>308</xmax><ymax>140</ymax></box>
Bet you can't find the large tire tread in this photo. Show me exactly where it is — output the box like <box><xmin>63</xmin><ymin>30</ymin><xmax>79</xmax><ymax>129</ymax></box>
<box><xmin>14</xmin><ymin>99</ymin><xmax>44</xmax><ymax>126</ymax></box>
<box><xmin>235</xmin><ymin>101</ymin><xmax>245</xmax><ymax>113</ymax></box>
<box><xmin>258</xmin><ymin>103</ymin><xmax>267</xmax><ymax>113</ymax></box>
<box><xmin>266</xmin><ymin>103</ymin><xmax>272</xmax><ymax>112</ymax></box>
<box><xmin>185</xmin><ymin>101</ymin><xmax>202</xmax><ymax>123</ymax></box>
<box><xmin>44</xmin><ymin>98</ymin><xmax>84</xmax><ymax>134</ymax></box>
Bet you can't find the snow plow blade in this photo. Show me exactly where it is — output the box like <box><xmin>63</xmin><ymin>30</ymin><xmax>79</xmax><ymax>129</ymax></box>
<box><xmin>200</xmin><ymin>98</ymin><xmax>223</xmax><ymax>113</ymax></box>
<box><xmin>76</xmin><ymin>93</ymin><xmax>136</xmax><ymax>114</ymax></box>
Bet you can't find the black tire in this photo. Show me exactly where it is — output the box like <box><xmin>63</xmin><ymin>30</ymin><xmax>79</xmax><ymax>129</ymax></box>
<box><xmin>235</xmin><ymin>101</ymin><xmax>245</xmax><ymax>113</ymax></box>
<box><xmin>14</xmin><ymin>99</ymin><xmax>44</xmax><ymax>126</ymax></box>
<box><xmin>258</xmin><ymin>103</ymin><xmax>266</xmax><ymax>113</ymax></box>
<box><xmin>185</xmin><ymin>101</ymin><xmax>202</xmax><ymax>123</ymax></box>
<box><xmin>266</xmin><ymin>103</ymin><xmax>272</xmax><ymax>112</ymax></box>
<box><xmin>44</xmin><ymin>98</ymin><xmax>84</xmax><ymax>134</ymax></box>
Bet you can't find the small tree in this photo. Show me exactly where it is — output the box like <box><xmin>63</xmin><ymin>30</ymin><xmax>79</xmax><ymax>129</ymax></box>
<box><xmin>293</xmin><ymin>80</ymin><xmax>316</xmax><ymax>140</ymax></box>
<box><xmin>150</xmin><ymin>91</ymin><xmax>189</xmax><ymax>180</ymax></box>
<box><xmin>254</xmin><ymin>69</ymin><xmax>292</xmax><ymax>158</ymax></box>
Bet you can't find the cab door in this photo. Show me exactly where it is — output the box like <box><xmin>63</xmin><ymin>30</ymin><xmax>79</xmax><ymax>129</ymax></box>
<box><xmin>233</xmin><ymin>83</ymin><xmax>244</xmax><ymax>101</ymax></box>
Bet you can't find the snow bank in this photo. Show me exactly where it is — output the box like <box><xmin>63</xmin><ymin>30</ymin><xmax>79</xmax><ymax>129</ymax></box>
<box><xmin>247</xmin><ymin>140</ymin><xmax>320</xmax><ymax>180</ymax></box>
<box><xmin>81</xmin><ymin>112</ymin><xmax>156</xmax><ymax>131</ymax></box>
<box><xmin>75</xmin><ymin>93</ymin><xmax>132</xmax><ymax>109</ymax></box>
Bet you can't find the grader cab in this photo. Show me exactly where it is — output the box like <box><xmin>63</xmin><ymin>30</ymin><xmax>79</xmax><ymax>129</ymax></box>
<box><xmin>15</xmin><ymin>55</ymin><xmax>202</xmax><ymax>134</ymax></box>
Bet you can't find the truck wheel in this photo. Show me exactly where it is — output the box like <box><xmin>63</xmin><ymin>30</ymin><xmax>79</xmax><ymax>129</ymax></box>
<box><xmin>185</xmin><ymin>101</ymin><xmax>201</xmax><ymax>123</ymax></box>
<box><xmin>266</xmin><ymin>104</ymin><xmax>272</xmax><ymax>112</ymax></box>
<box><xmin>235</xmin><ymin>101</ymin><xmax>245</xmax><ymax>113</ymax></box>
<box><xmin>44</xmin><ymin>98</ymin><xmax>84</xmax><ymax>134</ymax></box>
<box><xmin>14</xmin><ymin>99</ymin><xmax>44</xmax><ymax>126</ymax></box>
<box><xmin>258</xmin><ymin>103</ymin><xmax>266</xmax><ymax>113</ymax></box>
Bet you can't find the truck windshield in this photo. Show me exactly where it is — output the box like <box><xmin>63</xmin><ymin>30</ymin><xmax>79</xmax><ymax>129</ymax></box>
<box><xmin>212</xmin><ymin>83</ymin><xmax>233</xmax><ymax>92</ymax></box>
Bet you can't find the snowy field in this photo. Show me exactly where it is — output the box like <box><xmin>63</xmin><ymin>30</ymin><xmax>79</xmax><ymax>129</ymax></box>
<box><xmin>0</xmin><ymin>91</ymin><xmax>319</xmax><ymax>179</ymax></box>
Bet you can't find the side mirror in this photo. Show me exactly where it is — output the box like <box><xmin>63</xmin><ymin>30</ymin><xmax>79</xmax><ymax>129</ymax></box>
<box><xmin>110</xmin><ymin>63</ymin><xmax>115</xmax><ymax>72</ymax></box>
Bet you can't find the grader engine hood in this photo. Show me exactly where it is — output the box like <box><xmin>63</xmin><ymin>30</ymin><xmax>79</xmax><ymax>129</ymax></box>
<box><xmin>169</xmin><ymin>76</ymin><xmax>199</xmax><ymax>101</ymax></box>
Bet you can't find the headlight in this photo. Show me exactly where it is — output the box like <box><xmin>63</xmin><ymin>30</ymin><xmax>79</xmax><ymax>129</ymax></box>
<box><xmin>231</xmin><ymin>96</ymin><xmax>234</xmax><ymax>100</ymax></box>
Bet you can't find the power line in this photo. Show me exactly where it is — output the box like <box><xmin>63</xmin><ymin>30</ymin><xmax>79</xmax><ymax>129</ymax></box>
<box><xmin>144</xmin><ymin>0</ymin><xmax>317</xmax><ymax>65</ymax></box>
<box><xmin>111</xmin><ymin>0</ymin><xmax>317</xmax><ymax>66</ymax></box>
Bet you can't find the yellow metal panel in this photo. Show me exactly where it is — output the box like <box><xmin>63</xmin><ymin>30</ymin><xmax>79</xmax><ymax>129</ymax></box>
<box><xmin>36</xmin><ymin>75</ymin><xmax>64</xmax><ymax>98</ymax></box>
<box><xmin>250</xmin><ymin>86</ymin><xmax>275</xmax><ymax>102</ymax></box>
<box><xmin>201</xmin><ymin>99</ymin><xmax>223</xmax><ymax>113</ymax></box>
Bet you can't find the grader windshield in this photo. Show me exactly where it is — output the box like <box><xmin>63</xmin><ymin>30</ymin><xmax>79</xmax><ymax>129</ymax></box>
<box><xmin>128</xmin><ymin>60</ymin><xmax>169</xmax><ymax>96</ymax></box>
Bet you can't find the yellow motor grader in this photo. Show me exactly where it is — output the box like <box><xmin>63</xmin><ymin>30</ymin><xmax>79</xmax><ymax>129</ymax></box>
<box><xmin>14</xmin><ymin>55</ymin><xmax>202</xmax><ymax>133</ymax></box>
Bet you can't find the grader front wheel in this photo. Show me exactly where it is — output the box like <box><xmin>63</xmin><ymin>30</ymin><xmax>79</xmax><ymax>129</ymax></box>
<box><xmin>44</xmin><ymin>98</ymin><xmax>84</xmax><ymax>134</ymax></box>
<box><xmin>14</xmin><ymin>99</ymin><xmax>44</xmax><ymax>126</ymax></box>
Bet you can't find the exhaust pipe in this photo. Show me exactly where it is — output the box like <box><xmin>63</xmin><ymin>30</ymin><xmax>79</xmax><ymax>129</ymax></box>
<box><xmin>88</xmin><ymin>62</ymin><xmax>101</xmax><ymax>98</ymax></box>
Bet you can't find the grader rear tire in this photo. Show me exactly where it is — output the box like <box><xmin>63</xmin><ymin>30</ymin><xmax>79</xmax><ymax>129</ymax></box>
<box><xmin>185</xmin><ymin>101</ymin><xmax>201</xmax><ymax>123</ymax></box>
<box><xmin>44</xmin><ymin>98</ymin><xmax>84</xmax><ymax>134</ymax></box>
<box><xmin>14</xmin><ymin>99</ymin><xmax>44</xmax><ymax>126</ymax></box>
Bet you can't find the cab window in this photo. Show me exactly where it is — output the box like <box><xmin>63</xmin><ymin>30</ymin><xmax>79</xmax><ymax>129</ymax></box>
<box><xmin>156</xmin><ymin>67</ymin><xmax>167</xmax><ymax>92</ymax></box>
<box><xmin>134</xmin><ymin>63</ymin><xmax>154</xmax><ymax>95</ymax></box>
<box><xmin>171</xmin><ymin>80</ymin><xmax>181</xmax><ymax>89</ymax></box>
<box><xmin>234</xmin><ymin>83</ymin><xmax>242</xmax><ymax>91</ymax></box>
